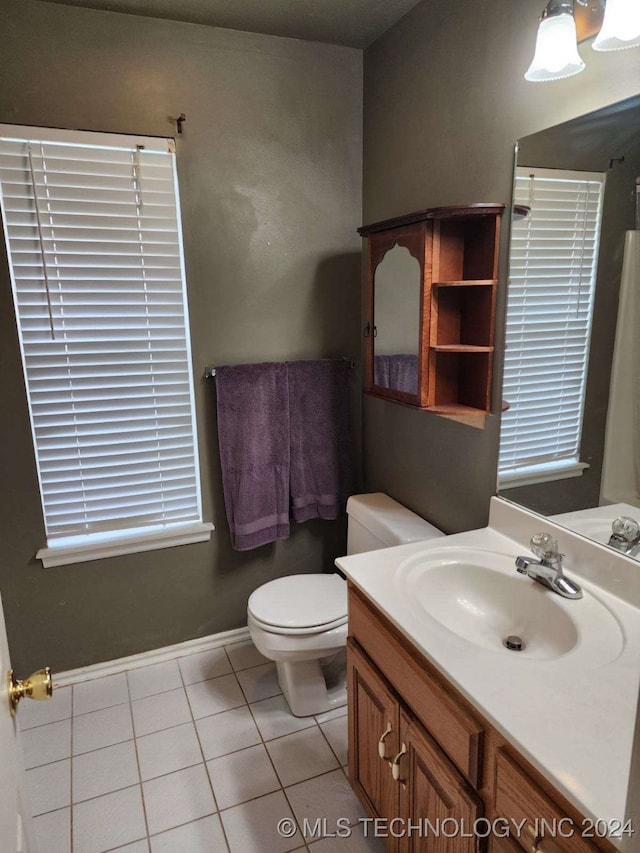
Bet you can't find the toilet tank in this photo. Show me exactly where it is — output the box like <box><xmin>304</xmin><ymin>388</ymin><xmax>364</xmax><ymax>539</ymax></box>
<box><xmin>346</xmin><ymin>493</ymin><xmax>444</xmax><ymax>555</ymax></box>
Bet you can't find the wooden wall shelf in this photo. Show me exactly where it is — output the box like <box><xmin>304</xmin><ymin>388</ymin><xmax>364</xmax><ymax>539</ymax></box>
<box><xmin>432</xmin><ymin>345</ymin><xmax>494</xmax><ymax>353</ymax></box>
<box><xmin>359</xmin><ymin>203</ymin><xmax>505</xmax><ymax>427</ymax></box>
<box><xmin>433</xmin><ymin>279</ymin><xmax>497</xmax><ymax>287</ymax></box>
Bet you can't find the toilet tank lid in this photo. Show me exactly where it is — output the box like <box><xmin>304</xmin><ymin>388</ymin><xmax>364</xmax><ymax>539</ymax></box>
<box><xmin>347</xmin><ymin>492</ymin><xmax>444</xmax><ymax>545</ymax></box>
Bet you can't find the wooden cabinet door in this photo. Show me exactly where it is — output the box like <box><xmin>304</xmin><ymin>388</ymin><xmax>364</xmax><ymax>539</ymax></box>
<box><xmin>347</xmin><ymin>639</ymin><xmax>400</xmax><ymax>849</ymax></box>
<box><xmin>494</xmin><ymin>750</ymin><xmax>607</xmax><ymax>853</ymax></box>
<box><xmin>397</xmin><ymin>712</ymin><xmax>483</xmax><ymax>853</ymax></box>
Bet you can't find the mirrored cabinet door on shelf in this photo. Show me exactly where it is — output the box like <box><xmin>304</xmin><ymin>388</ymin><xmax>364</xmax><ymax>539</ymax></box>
<box><xmin>359</xmin><ymin>203</ymin><xmax>506</xmax><ymax>428</ymax></box>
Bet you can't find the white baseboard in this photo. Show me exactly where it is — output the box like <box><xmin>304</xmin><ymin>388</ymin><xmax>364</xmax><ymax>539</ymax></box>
<box><xmin>54</xmin><ymin>626</ymin><xmax>251</xmax><ymax>687</ymax></box>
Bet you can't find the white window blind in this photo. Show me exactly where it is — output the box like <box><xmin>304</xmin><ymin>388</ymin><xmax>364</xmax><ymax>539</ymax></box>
<box><xmin>0</xmin><ymin>125</ymin><xmax>209</xmax><ymax>563</ymax></box>
<box><xmin>499</xmin><ymin>166</ymin><xmax>605</xmax><ymax>488</ymax></box>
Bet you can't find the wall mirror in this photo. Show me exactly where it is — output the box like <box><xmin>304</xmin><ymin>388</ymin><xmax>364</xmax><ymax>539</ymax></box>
<box><xmin>373</xmin><ymin>242</ymin><xmax>421</xmax><ymax>397</ymax></box>
<box><xmin>363</xmin><ymin>221</ymin><xmax>428</xmax><ymax>407</ymax></box>
<box><xmin>498</xmin><ymin>94</ymin><xmax>640</xmax><ymax>557</ymax></box>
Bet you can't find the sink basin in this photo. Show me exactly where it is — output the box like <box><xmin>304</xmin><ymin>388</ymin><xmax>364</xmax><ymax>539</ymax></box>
<box><xmin>395</xmin><ymin>547</ymin><xmax>624</xmax><ymax>664</ymax></box>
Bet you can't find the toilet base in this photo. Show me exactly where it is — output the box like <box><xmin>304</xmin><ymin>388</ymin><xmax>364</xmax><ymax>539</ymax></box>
<box><xmin>276</xmin><ymin>655</ymin><xmax>347</xmax><ymax>717</ymax></box>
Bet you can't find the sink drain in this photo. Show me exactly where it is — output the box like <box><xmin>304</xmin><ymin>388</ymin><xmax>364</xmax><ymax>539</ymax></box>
<box><xmin>503</xmin><ymin>635</ymin><xmax>525</xmax><ymax>652</ymax></box>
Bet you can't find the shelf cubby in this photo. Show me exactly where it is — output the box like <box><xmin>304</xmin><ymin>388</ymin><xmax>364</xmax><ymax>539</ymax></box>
<box><xmin>428</xmin><ymin>351</ymin><xmax>492</xmax><ymax>414</ymax></box>
<box><xmin>432</xmin><ymin>215</ymin><xmax>499</xmax><ymax>282</ymax></box>
<box><xmin>431</xmin><ymin>283</ymin><xmax>494</xmax><ymax>350</ymax></box>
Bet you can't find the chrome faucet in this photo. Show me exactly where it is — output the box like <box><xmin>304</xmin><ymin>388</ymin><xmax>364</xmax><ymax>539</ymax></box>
<box><xmin>607</xmin><ymin>516</ymin><xmax>640</xmax><ymax>557</ymax></box>
<box><xmin>515</xmin><ymin>533</ymin><xmax>583</xmax><ymax>600</ymax></box>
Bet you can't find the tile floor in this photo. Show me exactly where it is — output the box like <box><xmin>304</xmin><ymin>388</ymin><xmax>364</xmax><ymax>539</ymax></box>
<box><xmin>21</xmin><ymin>639</ymin><xmax>385</xmax><ymax>853</ymax></box>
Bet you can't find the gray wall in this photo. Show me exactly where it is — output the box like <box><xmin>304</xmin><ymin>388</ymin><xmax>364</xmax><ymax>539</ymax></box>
<box><xmin>0</xmin><ymin>0</ymin><xmax>362</xmax><ymax>673</ymax></box>
<box><xmin>361</xmin><ymin>0</ymin><xmax>640</xmax><ymax>534</ymax></box>
<box><xmin>503</xmin><ymin>101</ymin><xmax>640</xmax><ymax>515</ymax></box>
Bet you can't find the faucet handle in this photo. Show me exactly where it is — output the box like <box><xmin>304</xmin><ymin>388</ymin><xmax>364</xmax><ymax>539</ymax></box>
<box><xmin>530</xmin><ymin>532</ymin><xmax>560</xmax><ymax>561</ymax></box>
<box><xmin>611</xmin><ymin>516</ymin><xmax>640</xmax><ymax>542</ymax></box>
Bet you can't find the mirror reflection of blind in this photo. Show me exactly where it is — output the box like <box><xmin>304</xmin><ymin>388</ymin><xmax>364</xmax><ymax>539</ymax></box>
<box><xmin>499</xmin><ymin>167</ymin><xmax>606</xmax><ymax>486</ymax></box>
<box><xmin>0</xmin><ymin>127</ymin><xmax>203</xmax><ymax>545</ymax></box>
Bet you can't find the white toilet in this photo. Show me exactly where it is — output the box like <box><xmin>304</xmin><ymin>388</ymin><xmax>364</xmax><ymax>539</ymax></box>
<box><xmin>247</xmin><ymin>493</ymin><xmax>443</xmax><ymax>716</ymax></box>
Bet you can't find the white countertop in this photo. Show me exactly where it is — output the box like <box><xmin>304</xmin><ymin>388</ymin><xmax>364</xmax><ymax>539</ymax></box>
<box><xmin>336</xmin><ymin>499</ymin><xmax>640</xmax><ymax>844</ymax></box>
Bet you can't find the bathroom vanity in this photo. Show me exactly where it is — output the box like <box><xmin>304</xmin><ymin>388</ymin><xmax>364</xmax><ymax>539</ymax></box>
<box><xmin>337</xmin><ymin>498</ymin><xmax>640</xmax><ymax>853</ymax></box>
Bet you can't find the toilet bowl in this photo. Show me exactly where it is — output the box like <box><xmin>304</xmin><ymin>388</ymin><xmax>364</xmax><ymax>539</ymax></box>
<box><xmin>248</xmin><ymin>573</ymin><xmax>348</xmax><ymax>717</ymax></box>
<box><xmin>247</xmin><ymin>493</ymin><xmax>443</xmax><ymax>716</ymax></box>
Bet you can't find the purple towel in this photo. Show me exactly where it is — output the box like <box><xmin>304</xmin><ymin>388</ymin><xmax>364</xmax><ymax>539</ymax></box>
<box><xmin>288</xmin><ymin>360</ymin><xmax>353</xmax><ymax>522</ymax></box>
<box><xmin>374</xmin><ymin>354</ymin><xmax>418</xmax><ymax>394</ymax></box>
<box><xmin>374</xmin><ymin>354</ymin><xmax>391</xmax><ymax>388</ymax></box>
<box><xmin>215</xmin><ymin>363</ymin><xmax>290</xmax><ymax>550</ymax></box>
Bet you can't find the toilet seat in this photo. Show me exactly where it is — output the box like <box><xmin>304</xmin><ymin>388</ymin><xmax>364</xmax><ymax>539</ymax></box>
<box><xmin>247</xmin><ymin>574</ymin><xmax>347</xmax><ymax>635</ymax></box>
<box><xmin>249</xmin><ymin>611</ymin><xmax>347</xmax><ymax>636</ymax></box>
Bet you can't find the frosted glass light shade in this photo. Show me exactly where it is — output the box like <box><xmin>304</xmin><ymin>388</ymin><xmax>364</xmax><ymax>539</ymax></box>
<box><xmin>525</xmin><ymin>13</ymin><xmax>586</xmax><ymax>81</ymax></box>
<box><xmin>592</xmin><ymin>0</ymin><xmax>640</xmax><ymax>51</ymax></box>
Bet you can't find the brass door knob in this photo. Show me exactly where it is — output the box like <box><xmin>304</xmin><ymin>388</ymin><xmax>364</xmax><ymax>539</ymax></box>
<box><xmin>7</xmin><ymin>668</ymin><xmax>53</xmax><ymax>717</ymax></box>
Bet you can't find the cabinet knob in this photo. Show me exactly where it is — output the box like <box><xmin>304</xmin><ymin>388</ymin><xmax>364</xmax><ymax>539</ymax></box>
<box><xmin>377</xmin><ymin>722</ymin><xmax>393</xmax><ymax>760</ymax></box>
<box><xmin>391</xmin><ymin>742</ymin><xmax>407</xmax><ymax>784</ymax></box>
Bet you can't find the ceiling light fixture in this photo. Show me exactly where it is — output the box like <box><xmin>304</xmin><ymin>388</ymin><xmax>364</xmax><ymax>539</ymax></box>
<box><xmin>525</xmin><ymin>0</ymin><xmax>640</xmax><ymax>82</ymax></box>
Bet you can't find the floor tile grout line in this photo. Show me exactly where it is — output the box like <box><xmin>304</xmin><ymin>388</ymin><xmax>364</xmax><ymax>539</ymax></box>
<box><xmin>240</xmin><ymin>677</ymin><xmax>318</xmax><ymax>848</ymax></box>
<box><xmin>24</xmin><ymin>729</ymin><xmax>73</xmax><ymax>773</ymax></box>
<box><xmin>125</xmin><ymin>670</ymin><xmax>153</xmax><ymax>850</ymax></box>
<box><xmin>134</xmin><ymin>717</ymin><xmax>199</xmax><ymax>744</ymax></box>
<box><xmin>19</xmin><ymin>693</ymin><xmax>73</xmax><ymax>732</ymax></box>
<box><xmin>175</xmin><ymin>755</ymin><xmax>353</xmax><ymax>817</ymax></box>
<box><xmin>33</xmin><ymin>768</ymin><xmax>207</xmax><ymax>821</ymax></box>
<box><xmin>69</xmin><ymin>767</ymin><xmax>163</xmax><ymax>806</ymax></box>
<box><xmin>225</xmin><ymin>640</ymin><xmax>271</xmax><ymax>674</ymax></box>
<box><xmin>71</xmin><ymin>671</ymin><xmax>132</xmax><ymax>718</ymax></box>
<box><xmin>179</xmin><ymin>647</ymin><xmax>231</xmax><ymax>853</ymax></box>
<box><xmin>313</xmin><ymin>707</ymin><xmax>348</xmax><ymax>726</ymax></box>
<box><xmin>264</xmin><ymin>722</ymin><xmax>342</xmax><ymax>789</ymax></box>
<box><xmin>316</xmin><ymin>718</ymin><xmax>347</xmax><ymax>770</ymax></box>
<box><xmin>246</xmin><ymin>700</ymin><xmax>316</xmax><ymax>742</ymax></box>
<box><xmin>175</xmin><ymin>647</ymin><xmax>234</xmax><ymax>686</ymax></box>
<box><xmin>72</xmin><ymin>733</ymin><xmax>134</xmax><ymax>760</ymax></box>
<box><xmin>129</xmin><ymin>683</ymin><xmax>190</xmax><ymax>708</ymax></box>
<box><xmin>218</xmin><ymin>645</ymin><xmax>317</xmax><ymax>848</ymax></box>
<box><xmin>125</xmin><ymin>657</ymin><xmax>183</xmax><ymax>702</ymax></box>
<box><xmin>71</xmin><ymin>698</ymin><xmax>131</xmax><ymax>721</ymax></box>
<box><xmin>145</xmin><ymin>809</ymin><xmax>225</xmax><ymax>840</ymax></box>
<box><xmin>95</xmin><ymin>832</ymin><xmax>148</xmax><ymax>853</ymax></box>
<box><xmin>72</xmin><ymin>734</ymin><xmax>139</xmax><ymax>763</ymax></box>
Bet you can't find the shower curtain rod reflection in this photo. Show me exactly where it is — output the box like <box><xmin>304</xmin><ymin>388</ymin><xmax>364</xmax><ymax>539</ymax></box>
<box><xmin>204</xmin><ymin>357</ymin><xmax>356</xmax><ymax>379</ymax></box>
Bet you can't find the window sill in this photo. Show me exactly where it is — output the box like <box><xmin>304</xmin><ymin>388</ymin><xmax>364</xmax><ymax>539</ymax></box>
<box><xmin>499</xmin><ymin>461</ymin><xmax>589</xmax><ymax>490</ymax></box>
<box><xmin>36</xmin><ymin>522</ymin><xmax>215</xmax><ymax>568</ymax></box>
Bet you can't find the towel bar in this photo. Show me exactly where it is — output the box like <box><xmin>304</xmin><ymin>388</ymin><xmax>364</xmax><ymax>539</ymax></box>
<box><xmin>204</xmin><ymin>359</ymin><xmax>355</xmax><ymax>379</ymax></box>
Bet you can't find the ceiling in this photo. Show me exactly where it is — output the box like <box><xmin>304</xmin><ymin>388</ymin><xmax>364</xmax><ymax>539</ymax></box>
<box><xmin>36</xmin><ymin>0</ymin><xmax>423</xmax><ymax>48</ymax></box>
